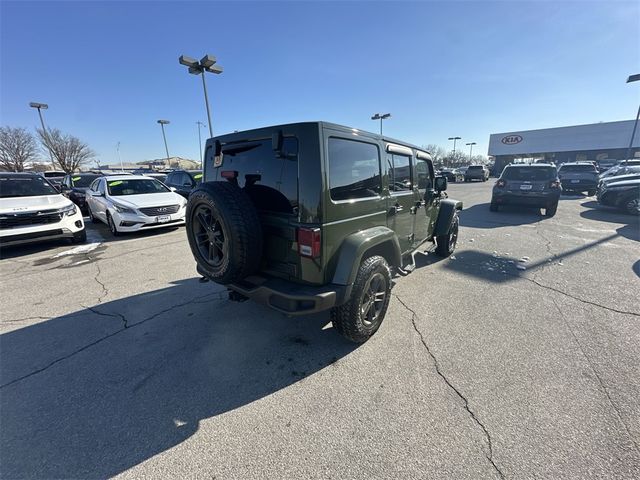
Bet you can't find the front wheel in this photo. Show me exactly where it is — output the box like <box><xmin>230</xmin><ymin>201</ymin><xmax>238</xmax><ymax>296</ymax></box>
<box><xmin>545</xmin><ymin>203</ymin><xmax>558</xmax><ymax>217</ymax></box>
<box><xmin>88</xmin><ymin>204</ymin><xmax>99</xmax><ymax>224</ymax></box>
<box><xmin>435</xmin><ymin>214</ymin><xmax>459</xmax><ymax>257</ymax></box>
<box><xmin>331</xmin><ymin>256</ymin><xmax>392</xmax><ymax>343</ymax></box>
<box><xmin>107</xmin><ymin>212</ymin><xmax>120</xmax><ymax>236</ymax></box>
<box><xmin>623</xmin><ymin>196</ymin><xmax>640</xmax><ymax>216</ymax></box>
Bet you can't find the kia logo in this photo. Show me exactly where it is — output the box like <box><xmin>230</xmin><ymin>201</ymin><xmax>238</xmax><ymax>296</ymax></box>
<box><xmin>157</xmin><ymin>207</ymin><xmax>167</xmax><ymax>212</ymax></box>
<box><xmin>501</xmin><ymin>135</ymin><xmax>523</xmax><ymax>145</ymax></box>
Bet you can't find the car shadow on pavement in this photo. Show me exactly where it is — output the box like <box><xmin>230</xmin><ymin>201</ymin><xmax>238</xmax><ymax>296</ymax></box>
<box><xmin>579</xmin><ymin>202</ymin><xmax>639</xmax><ymax>242</ymax></box>
<box><xmin>458</xmin><ymin>202</ymin><xmax>544</xmax><ymax>229</ymax></box>
<box><xmin>0</xmin><ymin>278</ymin><xmax>358</xmax><ymax>479</ymax></box>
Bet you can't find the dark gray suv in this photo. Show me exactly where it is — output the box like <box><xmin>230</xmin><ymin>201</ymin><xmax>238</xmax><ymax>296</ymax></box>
<box><xmin>491</xmin><ymin>163</ymin><xmax>561</xmax><ymax>216</ymax></box>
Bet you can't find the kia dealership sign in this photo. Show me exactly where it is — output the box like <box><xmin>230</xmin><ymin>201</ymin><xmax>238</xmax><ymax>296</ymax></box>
<box><xmin>501</xmin><ymin>135</ymin><xmax>523</xmax><ymax>145</ymax></box>
<box><xmin>488</xmin><ymin>120</ymin><xmax>640</xmax><ymax>156</ymax></box>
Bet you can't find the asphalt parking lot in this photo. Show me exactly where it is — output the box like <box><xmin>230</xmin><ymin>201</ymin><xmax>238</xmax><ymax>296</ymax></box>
<box><xmin>1</xmin><ymin>181</ymin><xmax>639</xmax><ymax>479</ymax></box>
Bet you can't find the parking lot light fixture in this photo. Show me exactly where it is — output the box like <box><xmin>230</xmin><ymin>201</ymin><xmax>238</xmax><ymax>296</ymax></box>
<box><xmin>625</xmin><ymin>73</ymin><xmax>640</xmax><ymax>161</ymax></box>
<box><xmin>196</xmin><ymin>121</ymin><xmax>207</xmax><ymax>168</ymax></box>
<box><xmin>157</xmin><ymin>120</ymin><xmax>170</xmax><ymax>161</ymax></box>
<box><xmin>371</xmin><ymin>113</ymin><xmax>391</xmax><ymax>135</ymax></box>
<box><xmin>466</xmin><ymin>142</ymin><xmax>477</xmax><ymax>162</ymax></box>
<box><xmin>178</xmin><ymin>53</ymin><xmax>223</xmax><ymax>139</ymax></box>
<box><xmin>29</xmin><ymin>101</ymin><xmax>55</xmax><ymax>169</ymax></box>
<box><xmin>447</xmin><ymin>136</ymin><xmax>462</xmax><ymax>167</ymax></box>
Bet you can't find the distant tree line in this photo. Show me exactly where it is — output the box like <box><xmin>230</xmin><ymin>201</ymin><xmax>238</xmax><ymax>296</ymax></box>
<box><xmin>0</xmin><ymin>126</ymin><xmax>95</xmax><ymax>173</ymax></box>
<box><xmin>422</xmin><ymin>143</ymin><xmax>488</xmax><ymax>168</ymax></box>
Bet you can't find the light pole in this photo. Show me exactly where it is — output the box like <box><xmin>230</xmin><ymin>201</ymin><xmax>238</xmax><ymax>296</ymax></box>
<box><xmin>116</xmin><ymin>142</ymin><xmax>123</xmax><ymax>171</ymax></box>
<box><xmin>29</xmin><ymin>102</ymin><xmax>55</xmax><ymax>169</ymax></box>
<box><xmin>371</xmin><ymin>113</ymin><xmax>391</xmax><ymax>135</ymax></box>
<box><xmin>157</xmin><ymin>120</ymin><xmax>170</xmax><ymax>163</ymax></box>
<box><xmin>466</xmin><ymin>142</ymin><xmax>477</xmax><ymax>162</ymax></box>
<box><xmin>625</xmin><ymin>73</ymin><xmax>640</xmax><ymax>161</ymax></box>
<box><xmin>179</xmin><ymin>54</ymin><xmax>223</xmax><ymax>139</ymax></box>
<box><xmin>448</xmin><ymin>136</ymin><xmax>461</xmax><ymax>167</ymax></box>
<box><xmin>196</xmin><ymin>121</ymin><xmax>206</xmax><ymax>168</ymax></box>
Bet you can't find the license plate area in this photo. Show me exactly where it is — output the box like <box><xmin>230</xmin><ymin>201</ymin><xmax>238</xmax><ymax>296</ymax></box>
<box><xmin>520</xmin><ymin>184</ymin><xmax>533</xmax><ymax>190</ymax></box>
<box><xmin>156</xmin><ymin>215</ymin><xmax>171</xmax><ymax>223</ymax></box>
<box><xmin>571</xmin><ymin>179</ymin><xmax>580</xmax><ymax>183</ymax></box>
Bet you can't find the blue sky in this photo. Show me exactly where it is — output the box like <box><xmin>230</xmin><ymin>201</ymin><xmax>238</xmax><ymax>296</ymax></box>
<box><xmin>1</xmin><ymin>1</ymin><xmax>639</xmax><ymax>166</ymax></box>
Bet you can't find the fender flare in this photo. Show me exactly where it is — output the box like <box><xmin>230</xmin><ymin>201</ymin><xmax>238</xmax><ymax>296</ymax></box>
<box><xmin>331</xmin><ymin>226</ymin><xmax>402</xmax><ymax>286</ymax></box>
<box><xmin>434</xmin><ymin>198</ymin><xmax>463</xmax><ymax>237</ymax></box>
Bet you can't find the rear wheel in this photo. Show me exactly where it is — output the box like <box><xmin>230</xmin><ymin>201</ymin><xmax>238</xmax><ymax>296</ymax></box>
<box><xmin>545</xmin><ymin>203</ymin><xmax>558</xmax><ymax>217</ymax></box>
<box><xmin>587</xmin><ymin>189</ymin><xmax>596</xmax><ymax>196</ymax></box>
<box><xmin>88</xmin><ymin>204</ymin><xmax>99</xmax><ymax>224</ymax></box>
<box><xmin>331</xmin><ymin>255</ymin><xmax>392</xmax><ymax>343</ymax></box>
<box><xmin>435</xmin><ymin>214</ymin><xmax>459</xmax><ymax>257</ymax></box>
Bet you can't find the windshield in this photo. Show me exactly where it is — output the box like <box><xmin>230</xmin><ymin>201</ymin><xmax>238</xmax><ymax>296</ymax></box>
<box><xmin>107</xmin><ymin>179</ymin><xmax>169</xmax><ymax>196</ymax></box>
<box><xmin>468</xmin><ymin>166</ymin><xmax>483</xmax><ymax>170</ymax></box>
<box><xmin>502</xmin><ymin>166</ymin><xmax>557</xmax><ymax>181</ymax></box>
<box><xmin>559</xmin><ymin>164</ymin><xmax>597</xmax><ymax>172</ymax></box>
<box><xmin>71</xmin><ymin>175</ymin><xmax>100</xmax><ymax>187</ymax></box>
<box><xmin>0</xmin><ymin>175</ymin><xmax>59</xmax><ymax>198</ymax></box>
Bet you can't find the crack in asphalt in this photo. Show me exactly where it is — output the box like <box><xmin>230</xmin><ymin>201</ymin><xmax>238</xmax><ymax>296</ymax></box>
<box><xmin>0</xmin><ymin>291</ymin><xmax>226</xmax><ymax>389</ymax></box>
<box><xmin>393</xmin><ymin>294</ymin><xmax>506</xmax><ymax>479</ymax></box>
<box><xmin>551</xmin><ymin>298</ymin><xmax>640</xmax><ymax>456</ymax></box>
<box><xmin>93</xmin><ymin>259</ymin><xmax>109</xmax><ymax>304</ymax></box>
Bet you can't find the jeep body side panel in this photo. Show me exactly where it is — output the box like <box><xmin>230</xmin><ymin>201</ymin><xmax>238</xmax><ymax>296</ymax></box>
<box><xmin>330</xmin><ymin>226</ymin><xmax>402</xmax><ymax>285</ymax></box>
<box><xmin>434</xmin><ymin>198</ymin><xmax>463</xmax><ymax>237</ymax></box>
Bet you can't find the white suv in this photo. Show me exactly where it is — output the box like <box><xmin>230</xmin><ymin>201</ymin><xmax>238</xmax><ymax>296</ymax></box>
<box><xmin>0</xmin><ymin>173</ymin><xmax>86</xmax><ymax>247</ymax></box>
<box><xmin>86</xmin><ymin>175</ymin><xmax>186</xmax><ymax>236</ymax></box>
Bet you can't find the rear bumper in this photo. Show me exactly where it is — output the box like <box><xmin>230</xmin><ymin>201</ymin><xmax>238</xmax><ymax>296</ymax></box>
<box><xmin>199</xmin><ymin>267</ymin><xmax>351</xmax><ymax>316</ymax></box>
<box><xmin>492</xmin><ymin>190</ymin><xmax>560</xmax><ymax>207</ymax></box>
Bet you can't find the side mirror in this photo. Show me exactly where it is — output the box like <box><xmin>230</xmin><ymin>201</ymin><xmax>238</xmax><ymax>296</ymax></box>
<box><xmin>169</xmin><ymin>186</ymin><xmax>177</xmax><ymax>192</ymax></box>
<box><xmin>435</xmin><ymin>176</ymin><xmax>448</xmax><ymax>192</ymax></box>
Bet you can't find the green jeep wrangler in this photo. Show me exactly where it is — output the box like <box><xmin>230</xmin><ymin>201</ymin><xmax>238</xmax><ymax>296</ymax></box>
<box><xmin>186</xmin><ymin>122</ymin><xmax>462</xmax><ymax>342</ymax></box>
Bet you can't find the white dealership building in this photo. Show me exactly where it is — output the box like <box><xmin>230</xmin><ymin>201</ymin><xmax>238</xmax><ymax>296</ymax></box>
<box><xmin>488</xmin><ymin>119</ymin><xmax>640</xmax><ymax>172</ymax></box>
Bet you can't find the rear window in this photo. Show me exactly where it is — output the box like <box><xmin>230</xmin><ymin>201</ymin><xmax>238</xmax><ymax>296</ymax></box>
<box><xmin>468</xmin><ymin>165</ymin><xmax>483</xmax><ymax>170</ymax></box>
<box><xmin>559</xmin><ymin>164</ymin><xmax>597</xmax><ymax>172</ymax></box>
<box><xmin>220</xmin><ymin>137</ymin><xmax>298</xmax><ymax>212</ymax></box>
<box><xmin>328</xmin><ymin>137</ymin><xmax>381</xmax><ymax>201</ymax></box>
<box><xmin>502</xmin><ymin>166</ymin><xmax>557</xmax><ymax>181</ymax></box>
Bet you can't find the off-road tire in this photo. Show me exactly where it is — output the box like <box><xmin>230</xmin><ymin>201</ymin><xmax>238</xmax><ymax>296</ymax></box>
<box><xmin>490</xmin><ymin>202</ymin><xmax>499</xmax><ymax>212</ymax></box>
<box><xmin>107</xmin><ymin>212</ymin><xmax>120</xmax><ymax>236</ymax></box>
<box><xmin>71</xmin><ymin>229</ymin><xmax>87</xmax><ymax>244</ymax></box>
<box><xmin>545</xmin><ymin>203</ymin><xmax>558</xmax><ymax>217</ymax></box>
<box><xmin>330</xmin><ymin>255</ymin><xmax>392</xmax><ymax>343</ymax></box>
<box><xmin>435</xmin><ymin>213</ymin><xmax>459</xmax><ymax>257</ymax></box>
<box><xmin>587</xmin><ymin>189</ymin><xmax>596</xmax><ymax>197</ymax></box>
<box><xmin>186</xmin><ymin>181</ymin><xmax>263</xmax><ymax>285</ymax></box>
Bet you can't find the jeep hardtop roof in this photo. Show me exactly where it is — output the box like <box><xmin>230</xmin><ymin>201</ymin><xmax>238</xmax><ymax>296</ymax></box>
<box><xmin>209</xmin><ymin>121</ymin><xmax>431</xmax><ymax>157</ymax></box>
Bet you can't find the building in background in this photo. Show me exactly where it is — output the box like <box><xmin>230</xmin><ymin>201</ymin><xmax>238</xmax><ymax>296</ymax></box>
<box><xmin>488</xmin><ymin>120</ymin><xmax>640</xmax><ymax>173</ymax></box>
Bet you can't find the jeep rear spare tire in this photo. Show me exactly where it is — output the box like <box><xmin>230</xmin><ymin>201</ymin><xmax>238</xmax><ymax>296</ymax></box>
<box><xmin>186</xmin><ymin>181</ymin><xmax>263</xmax><ymax>285</ymax></box>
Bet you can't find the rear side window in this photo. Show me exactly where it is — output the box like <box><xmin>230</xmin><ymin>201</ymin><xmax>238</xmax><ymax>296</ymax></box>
<box><xmin>502</xmin><ymin>167</ymin><xmax>557</xmax><ymax>181</ymax></box>
<box><xmin>328</xmin><ymin>138</ymin><xmax>381</xmax><ymax>201</ymax></box>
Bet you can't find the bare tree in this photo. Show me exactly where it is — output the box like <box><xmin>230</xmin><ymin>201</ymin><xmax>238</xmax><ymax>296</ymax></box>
<box><xmin>0</xmin><ymin>126</ymin><xmax>39</xmax><ymax>172</ymax></box>
<box><xmin>37</xmin><ymin>128</ymin><xmax>95</xmax><ymax>173</ymax></box>
<box><xmin>422</xmin><ymin>144</ymin><xmax>446</xmax><ymax>165</ymax></box>
<box><xmin>443</xmin><ymin>150</ymin><xmax>469</xmax><ymax>167</ymax></box>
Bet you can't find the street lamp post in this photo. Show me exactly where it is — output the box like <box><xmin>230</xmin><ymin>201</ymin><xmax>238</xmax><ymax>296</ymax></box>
<box><xmin>447</xmin><ymin>136</ymin><xmax>462</xmax><ymax>167</ymax></box>
<box><xmin>466</xmin><ymin>142</ymin><xmax>477</xmax><ymax>162</ymax></box>
<box><xmin>179</xmin><ymin>54</ymin><xmax>223</xmax><ymax>139</ymax></box>
<box><xmin>196</xmin><ymin>121</ymin><xmax>206</xmax><ymax>168</ymax></box>
<box><xmin>116</xmin><ymin>141</ymin><xmax>123</xmax><ymax>171</ymax></box>
<box><xmin>371</xmin><ymin>113</ymin><xmax>391</xmax><ymax>135</ymax></box>
<box><xmin>29</xmin><ymin>101</ymin><xmax>55</xmax><ymax>169</ymax></box>
<box><xmin>157</xmin><ymin>120</ymin><xmax>170</xmax><ymax>163</ymax></box>
<box><xmin>625</xmin><ymin>73</ymin><xmax>640</xmax><ymax>161</ymax></box>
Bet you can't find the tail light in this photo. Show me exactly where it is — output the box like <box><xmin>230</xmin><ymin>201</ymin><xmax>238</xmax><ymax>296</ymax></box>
<box><xmin>549</xmin><ymin>180</ymin><xmax>561</xmax><ymax>189</ymax></box>
<box><xmin>298</xmin><ymin>227</ymin><xmax>321</xmax><ymax>258</ymax></box>
<box><xmin>495</xmin><ymin>179</ymin><xmax>506</xmax><ymax>188</ymax></box>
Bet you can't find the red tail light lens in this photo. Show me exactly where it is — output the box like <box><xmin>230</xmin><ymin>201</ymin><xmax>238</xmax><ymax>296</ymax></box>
<box><xmin>549</xmin><ymin>180</ymin><xmax>561</xmax><ymax>189</ymax></box>
<box><xmin>298</xmin><ymin>228</ymin><xmax>321</xmax><ymax>258</ymax></box>
<box><xmin>496</xmin><ymin>179</ymin><xmax>506</xmax><ymax>188</ymax></box>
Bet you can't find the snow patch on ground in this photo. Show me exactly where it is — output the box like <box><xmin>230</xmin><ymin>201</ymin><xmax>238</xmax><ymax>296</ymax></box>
<box><xmin>53</xmin><ymin>243</ymin><xmax>101</xmax><ymax>258</ymax></box>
